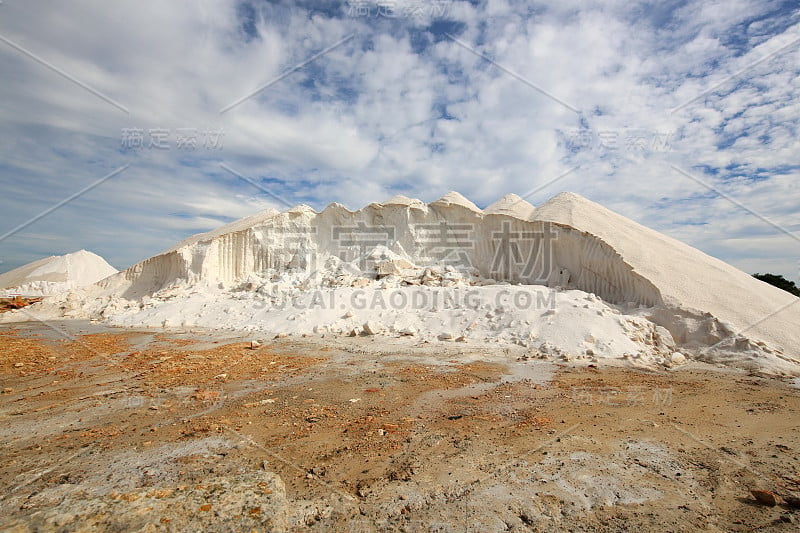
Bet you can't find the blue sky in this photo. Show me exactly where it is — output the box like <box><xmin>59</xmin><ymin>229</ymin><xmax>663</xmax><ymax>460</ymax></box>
<box><xmin>0</xmin><ymin>0</ymin><xmax>798</xmax><ymax>280</ymax></box>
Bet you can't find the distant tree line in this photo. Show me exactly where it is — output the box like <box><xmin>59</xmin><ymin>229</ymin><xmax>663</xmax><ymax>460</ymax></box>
<box><xmin>752</xmin><ymin>273</ymin><xmax>800</xmax><ymax>297</ymax></box>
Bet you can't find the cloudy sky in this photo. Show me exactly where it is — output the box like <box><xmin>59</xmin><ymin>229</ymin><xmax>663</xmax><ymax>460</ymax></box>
<box><xmin>0</xmin><ymin>0</ymin><xmax>798</xmax><ymax>280</ymax></box>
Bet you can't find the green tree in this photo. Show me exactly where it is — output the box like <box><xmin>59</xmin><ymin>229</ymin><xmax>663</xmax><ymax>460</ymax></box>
<box><xmin>752</xmin><ymin>273</ymin><xmax>800</xmax><ymax>297</ymax></box>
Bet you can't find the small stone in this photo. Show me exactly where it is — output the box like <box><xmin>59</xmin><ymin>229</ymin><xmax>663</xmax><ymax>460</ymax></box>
<box><xmin>455</xmin><ymin>336</ymin><xmax>466</xmax><ymax>342</ymax></box>
<box><xmin>362</xmin><ymin>321</ymin><xmax>382</xmax><ymax>336</ymax></box>
<box><xmin>2</xmin><ymin>387</ymin><xmax>12</xmax><ymax>394</ymax></box>
<box><xmin>274</xmin><ymin>332</ymin><xmax>288</xmax><ymax>339</ymax></box>
<box><xmin>376</xmin><ymin>258</ymin><xmax>415</xmax><ymax>278</ymax></box>
<box><xmin>250</xmin><ymin>340</ymin><xmax>261</xmax><ymax>349</ymax></box>
<box><xmin>654</xmin><ymin>326</ymin><xmax>676</xmax><ymax>349</ymax></box>
<box><xmin>751</xmin><ymin>489</ymin><xmax>780</xmax><ymax>506</ymax></box>
<box><xmin>399</xmin><ymin>326</ymin><xmax>417</xmax><ymax>336</ymax></box>
<box><xmin>13</xmin><ymin>362</ymin><xmax>24</xmax><ymax>368</ymax></box>
<box><xmin>670</xmin><ymin>352</ymin><xmax>687</xmax><ymax>365</ymax></box>
<box><xmin>438</xmin><ymin>332</ymin><xmax>454</xmax><ymax>341</ymax></box>
<box><xmin>214</xmin><ymin>373</ymin><xmax>228</xmax><ymax>380</ymax></box>
<box><xmin>784</xmin><ymin>495</ymin><xmax>800</xmax><ymax>508</ymax></box>
<box><xmin>342</xmin><ymin>311</ymin><xmax>354</xmax><ymax>318</ymax></box>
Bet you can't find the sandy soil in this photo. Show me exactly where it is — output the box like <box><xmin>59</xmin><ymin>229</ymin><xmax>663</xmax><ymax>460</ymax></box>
<box><xmin>1</xmin><ymin>321</ymin><xmax>799</xmax><ymax>531</ymax></box>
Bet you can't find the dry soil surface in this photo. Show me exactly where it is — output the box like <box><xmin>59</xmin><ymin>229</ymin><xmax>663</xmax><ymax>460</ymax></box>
<box><xmin>1</xmin><ymin>321</ymin><xmax>799</xmax><ymax>532</ymax></box>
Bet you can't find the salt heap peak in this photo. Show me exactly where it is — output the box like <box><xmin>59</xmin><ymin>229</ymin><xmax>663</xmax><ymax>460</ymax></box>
<box><xmin>323</xmin><ymin>202</ymin><xmax>355</xmax><ymax>214</ymax></box>
<box><xmin>429</xmin><ymin>191</ymin><xmax>482</xmax><ymax>213</ymax></box>
<box><xmin>484</xmin><ymin>193</ymin><xmax>536</xmax><ymax>220</ymax></box>
<box><xmin>383</xmin><ymin>195</ymin><xmax>427</xmax><ymax>210</ymax></box>
<box><xmin>286</xmin><ymin>204</ymin><xmax>316</xmax><ymax>215</ymax></box>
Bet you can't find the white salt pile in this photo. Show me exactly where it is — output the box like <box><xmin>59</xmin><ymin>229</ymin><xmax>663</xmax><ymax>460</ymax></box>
<box><xmin>0</xmin><ymin>250</ymin><xmax>117</xmax><ymax>297</ymax></box>
<box><xmin>5</xmin><ymin>192</ymin><xmax>799</xmax><ymax>375</ymax></box>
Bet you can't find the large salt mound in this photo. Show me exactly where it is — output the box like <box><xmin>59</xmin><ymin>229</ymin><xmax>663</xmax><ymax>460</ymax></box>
<box><xmin>0</xmin><ymin>250</ymin><xmax>117</xmax><ymax>296</ymax></box>
<box><xmin>7</xmin><ymin>192</ymin><xmax>799</xmax><ymax>375</ymax></box>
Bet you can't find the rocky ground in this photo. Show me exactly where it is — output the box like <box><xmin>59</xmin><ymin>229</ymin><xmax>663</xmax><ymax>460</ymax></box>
<box><xmin>1</xmin><ymin>321</ymin><xmax>799</xmax><ymax>532</ymax></box>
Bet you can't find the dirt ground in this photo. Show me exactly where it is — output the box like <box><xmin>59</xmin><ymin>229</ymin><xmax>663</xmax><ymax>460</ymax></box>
<box><xmin>0</xmin><ymin>297</ymin><xmax>43</xmax><ymax>313</ymax></box>
<box><xmin>1</xmin><ymin>320</ymin><xmax>799</xmax><ymax>532</ymax></box>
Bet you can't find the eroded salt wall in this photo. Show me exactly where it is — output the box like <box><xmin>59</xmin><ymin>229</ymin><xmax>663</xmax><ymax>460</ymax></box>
<box><xmin>108</xmin><ymin>203</ymin><xmax>663</xmax><ymax>309</ymax></box>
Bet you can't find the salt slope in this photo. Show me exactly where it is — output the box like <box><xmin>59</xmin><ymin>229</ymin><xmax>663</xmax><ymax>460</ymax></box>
<box><xmin>532</xmin><ymin>193</ymin><xmax>800</xmax><ymax>364</ymax></box>
<box><xmin>8</xmin><ymin>192</ymin><xmax>800</xmax><ymax>374</ymax></box>
<box><xmin>0</xmin><ymin>250</ymin><xmax>117</xmax><ymax>296</ymax></box>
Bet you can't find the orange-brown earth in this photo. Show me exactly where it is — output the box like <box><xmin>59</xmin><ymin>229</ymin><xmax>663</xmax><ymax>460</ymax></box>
<box><xmin>1</xmin><ymin>321</ymin><xmax>799</xmax><ymax>531</ymax></box>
